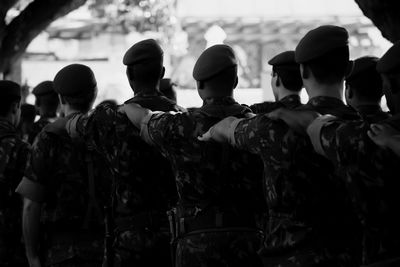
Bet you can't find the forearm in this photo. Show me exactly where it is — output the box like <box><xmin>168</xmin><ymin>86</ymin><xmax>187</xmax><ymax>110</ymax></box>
<box><xmin>123</xmin><ymin>103</ymin><xmax>153</xmax><ymax>129</ymax></box>
<box><xmin>22</xmin><ymin>198</ymin><xmax>42</xmax><ymax>266</ymax></box>
<box><xmin>388</xmin><ymin>135</ymin><xmax>400</xmax><ymax>157</ymax></box>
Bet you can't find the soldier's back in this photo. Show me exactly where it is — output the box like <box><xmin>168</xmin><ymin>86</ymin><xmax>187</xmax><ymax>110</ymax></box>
<box><xmin>143</xmin><ymin>97</ymin><xmax>265</xmax><ymax>267</ymax></box>
<box><xmin>0</xmin><ymin>119</ymin><xmax>30</xmax><ymax>267</ymax></box>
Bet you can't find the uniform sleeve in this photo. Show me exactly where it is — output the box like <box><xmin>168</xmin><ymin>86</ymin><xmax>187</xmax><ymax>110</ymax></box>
<box><xmin>141</xmin><ymin>111</ymin><xmax>191</xmax><ymax>148</ymax></box>
<box><xmin>66</xmin><ymin>103</ymin><xmax>119</xmax><ymax>153</ymax></box>
<box><xmin>307</xmin><ymin>116</ymin><xmax>369</xmax><ymax>167</ymax></box>
<box><xmin>233</xmin><ymin>114</ymin><xmax>291</xmax><ymax>155</ymax></box>
<box><xmin>16</xmin><ymin>133</ymin><xmax>52</xmax><ymax>203</ymax></box>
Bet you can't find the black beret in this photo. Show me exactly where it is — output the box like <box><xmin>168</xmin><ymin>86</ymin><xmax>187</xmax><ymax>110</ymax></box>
<box><xmin>0</xmin><ymin>80</ymin><xmax>21</xmax><ymax>98</ymax></box>
<box><xmin>53</xmin><ymin>64</ymin><xmax>97</xmax><ymax>97</ymax></box>
<box><xmin>347</xmin><ymin>56</ymin><xmax>379</xmax><ymax>81</ymax></box>
<box><xmin>193</xmin><ymin>44</ymin><xmax>237</xmax><ymax>81</ymax></box>
<box><xmin>268</xmin><ymin>51</ymin><xmax>296</xmax><ymax>66</ymax></box>
<box><xmin>32</xmin><ymin>81</ymin><xmax>56</xmax><ymax>97</ymax></box>
<box><xmin>295</xmin><ymin>25</ymin><xmax>349</xmax><ymax>63</ymax></box>
<box><xmin>377</xmin><ymin>41</ymin><xmax>400</xmax><ymax>74</ymax></box>
<box><xmin>123</xmin><ymin>39</ymin><xmax>163</xmax><ymax>66</ymax></box>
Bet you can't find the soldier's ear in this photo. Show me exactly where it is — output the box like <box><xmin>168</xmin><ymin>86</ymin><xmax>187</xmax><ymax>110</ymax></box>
<box><xmin>276</xmin><ymin>75</ymin><xmax>281</xmax><ymax>87</ymax></box>
<box><xmin>233</xmin><ymin>76</ymin><xmax>238</xmax><ymax>89</ymax></box>
<box><xmin>126</xmin><ymin>67</ymin><xmax>134</xmax><ymax>81</ymax></box>
<box><xmin>58</xmin><ymin>95</ymin><xmax>66</xmax><ymax>105</ymax></box>
<box><xmin>160</xmin><ymin>67</ymin><xmax>165</xmax><ymax>79</ymax></box>
<box><xmin>301</xmin><ymin>64</ymin><xmax>309</xmax><ymax>79</ymax></box>
<box><xmin>346</xmin><ymin>84</ymin><xmax>353</xmax><ymax>99</ymax></box>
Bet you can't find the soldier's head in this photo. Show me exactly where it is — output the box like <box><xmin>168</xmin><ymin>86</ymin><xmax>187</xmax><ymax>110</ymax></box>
<box><xmin>0</xmin><ymin>80</ymin><xmax>22</xmax><ymax>127</ymax></box>
<box><xmin>32</xmin><ymin>80</ymin><xmax>59</xmax><ymax>117</ymax></box>
<box><xmin>345</xmin><ymin>56</ymin><xmax>382</xmax><ymax>109</ymax></box>
<box><xmin>377</xmin><ymin>41</ymin><xmax>400</xmax><ymax>114</ymax></box>
<box><xmin>296</xmin><ymin>25</ymin><xmax>351</xmax><ymax>97</ymax></box>
<box><xmin>193</xmin><ymin>44</ymin><xmax>238</xmax><ymax>100</ymax></box>
<box><xmin>269</xmin><ymin>51</ymin><xmax>303</xmax><ymax>101</ymax></box>
<box><xmin>160</xmin><ymin>78</ymin><xmax>178</xmax><ymax>102</ymax></box>
<box><xmin>123</xmin><ymin>39</ymin><xmax>165</xmax><ymax>94</ymax></box>
<box><xmin>53</xmin><ymin>64</ymin><xmax>97</xmax><ymax>114</ymax></box>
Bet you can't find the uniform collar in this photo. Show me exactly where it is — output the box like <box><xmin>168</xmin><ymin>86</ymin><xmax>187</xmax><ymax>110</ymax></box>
<box><xmin>198</xmin><ymin>96</ymin><xmax>251</xmax><ymax>119</ymax></box>
<box><xmin>202</xmin><ymin>96</ymin><xmax>237</xmax><ymax>106</ymax></box>
<box><xmin>307</xmin><ymin>96</ymin><xmax>346</xmax><ymax>109</ymax></box>
<box><xmin>356</xmin><ymin>104</ymin><xmax>383</xmax><ymax>115</ymax></box>
<box><xmin>279</xmin><ymin>94</ymin><xmax>301</xmax><ymax>107</ymax></box>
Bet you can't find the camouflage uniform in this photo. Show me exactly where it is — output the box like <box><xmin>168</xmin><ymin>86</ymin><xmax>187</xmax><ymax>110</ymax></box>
<box><xmin>66</xmin><ymin>93</ymin><xmax>184</xmax><ymax>267</ymax></box>
<box><xmin>355</xmin><ymin>104</ymin><xmax>390</xmax><ymax>124</ymax></box>
<box><xmin>227</xmin><ymin>96</ymin><xmax>361</xmax><ymax>266</ymax></box>
<box><xmin>0</xmin><ymin>118</ymin><xmax>30</xmax><ymax>267</ymax></box>
<box><xmin>28</xmin><ymin>117</ymin><xmax>57</xmax><ymax>144</ymax></box>
<box><xmin>307</xmin><ymin>113</ymin><xmax>400</xmax><ymax>265</ymax></box>
<box><xmin>16</xmin><ymin>115</ymin><xmax>110</xmax><ymax>267</ymax></box>
<box><xmin>250</xmin><ymin>94</ymin><xmax>302</xmax><ymax>114</ymax></box>
<box><xmin>140</xmin><ymin>96</ymin><xmax>265</xmax><ymax>267</ymax></box>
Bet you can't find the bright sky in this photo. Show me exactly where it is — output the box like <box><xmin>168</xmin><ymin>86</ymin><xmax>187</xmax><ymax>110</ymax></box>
<box><xmin>177</xmin><ymin>0</ymin><xmax>363</xmax><ymax>18</ymax></box>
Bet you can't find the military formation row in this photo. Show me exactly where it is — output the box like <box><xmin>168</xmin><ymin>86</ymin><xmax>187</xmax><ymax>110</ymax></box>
<box><xmin>1</xmin><ymin>24</ymin><xmax>400</xmax><ymax>267</ymax></box>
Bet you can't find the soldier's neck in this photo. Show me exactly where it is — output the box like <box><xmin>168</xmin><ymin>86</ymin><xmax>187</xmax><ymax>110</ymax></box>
<box><xmin>63</xmin><ymin>105</ymin><xmax>82</xmax><ymax>117</ymax></box>
<box><xmin>306</xmin><ymin>82</ymin><xmax>344</xmax><ymax>101</ymax></box>
<box><xmin>278</xmin><ymin>89</ymin><xmax>299</xmax><ymax>101</ymax></box>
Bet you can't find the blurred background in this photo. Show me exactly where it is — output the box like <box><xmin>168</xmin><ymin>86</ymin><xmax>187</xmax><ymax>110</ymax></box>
<box><xmin>2</xmin><ymin>0</ymin><xmax>393</xmax><ymax>108</ymax></box>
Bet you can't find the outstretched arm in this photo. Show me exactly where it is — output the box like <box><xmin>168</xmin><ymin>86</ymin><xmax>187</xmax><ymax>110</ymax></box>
<box><xmin>198</xmin><ymin>116</ymin><xmax>241</xmax><ymax>144</ymax></box>
<box><xmin>123</xmin><ymin>103</ymin><xmax>154</xmax><ymax>129</ymax></box>
<box><xmin>368</xmin><ymin>123</ymin><xmax>400</xmax><ymax>157</ymax></box>
<box><xmin>22</xmin><ymin>198</ymin><xmax>42</xmax><ymax>267</ymax></box>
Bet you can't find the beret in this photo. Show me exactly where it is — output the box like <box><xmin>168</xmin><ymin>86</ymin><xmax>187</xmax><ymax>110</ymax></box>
<box><xmin>32</xmin><ymin>81</ymin><xmax>56</xmax><ymax>97</ymax></box>
<box><xmin>123</xmin><ymin>39</ymin><xmax>163</xmax><ymax>66</ymax></box>
<box><xmin>377</xmin><ymin>41</ymin><xmax>400</xmax><ymax>73</ymax></box>
<box><xmin>295</xmin><ymin>25</ymin><xmax>349</xmax><ymax>63</ymax></box>
<box><xmin>347</xmin><ymin>56</ymin><xmax>379</xmax><ymax>80</ymax></box>
<box><xmin>0</xmin><ymin>80</ymin><xmax>21</xmax><ymax>98</ymax></box>
<box><xmin>268</xmin><ymin>51</ymin><xmax>296</xmax><ymax>66</ymax></box>
<box><xmin>193</xmin><ymin>44</ymin><xmax>237</xmax><ymax>81</ymax></box>
<box><xmin>53</xmin><ymin>64</ymin><xmax>97</xmax><ymax>97</ymax></box>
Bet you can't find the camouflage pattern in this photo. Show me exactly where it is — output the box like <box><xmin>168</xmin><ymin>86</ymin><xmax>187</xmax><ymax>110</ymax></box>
<box><xmin>250</xmin><ymin>94</ymin><xmax>302</xmax><ymax>114</ymax></box>
<box><xmin>67</xmin><ymin>93</ymin><xmax>183</xmax><ymax>267</ymax></box>
<box><xmin>231</xmin><ymin>96</ymin><xmax>361</xmax><ymax>266</ymax></box>
<box><xmin>28</xmin><ymin>117</ymin><xmax>57</xmax><ymax>144</ymax></box>
<box><xmin>0</xmin><ymin>119</ymin><xmax>30</xmax><ymax>267</ymax></box>
<box><xmin>176</xmin><ymin>230</ymin><xmax>264</xmax><ymax>267</ymax></box>
<box><xmin>17</xmin><ymin>115</ymin><xmax>109</xmax><ymax>267</ymax></box>
<box><xmin>355</xmin><ymin>104</ymin><xmax>390</xmax><ymax>124</ymax></box>
<box><xmin>309</xmin><ymin>113</ymin><xmax>400</xmax><ymax>265</ymax></box>
<box><xmin>142</xmin><ymin>96</ymin><xmax>265</xmax><ymax>267</ymax></box>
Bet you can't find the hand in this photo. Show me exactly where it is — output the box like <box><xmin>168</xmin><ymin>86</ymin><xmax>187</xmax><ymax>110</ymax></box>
<box><xmin>198</xmin><ymin>116</ymin><xmax>237</xmax><ymax>143</ymax></box>
<box><xmin>266</xmin><ymin>108</ymin><xmax>319</xmax><ymax>134</ymax></box>
<box><xmin>368</xmin><ymin>123</ymin><xmax>400</xmax><ymax>148</ymax></box>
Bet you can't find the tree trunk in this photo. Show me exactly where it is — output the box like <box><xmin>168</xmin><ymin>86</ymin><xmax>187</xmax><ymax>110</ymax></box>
<box><xmin>355</xmin><ymin>0</ymin><xmax>400</xmax><ymax>43</ymax></box>
<box><xmin>0</xmin><ymin>0</ymin><xmax>87</xmax><ymax>81</ymax></box>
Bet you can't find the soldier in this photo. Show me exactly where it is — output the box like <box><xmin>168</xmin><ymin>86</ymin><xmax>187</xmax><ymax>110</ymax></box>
<box><xmin>345</xmin><ymin>56</ymin><xmax>389</xmax><ymax>123</ymax></box>
<box><xmin>28</xmin><ymin>81</ymin><xmax>59</xmax><ymax>144</ymax></box>
<box><xmin>0</xmin><ymin>80</ymin><xmax>30</xmax><ymax>267</ymax></box>
<box><xmin>160</xmin><ymin>78</ymin><xmax>178</xmax><ymax>103</ymax></box>
<box><xmin>199</xmin><ymin>26</ymin><xmax>361</xmax><ymax>266</ymax></box>
<box><xmin>250</xmin><ymin>51</ymin><xmax>303</xmax><ymax>113</ymax></box>
<box><xmin>65</xmin><ymin>39</ymin><xmax>182</xmax><ymax>267</ymax></box>
<box><xmin>265</xmin><ymin>41</ymin><xmax>400</xmax><ymax>265</ymax></box>
<box><xmin>123</xmin><ymin>44</ymin><xmax>265</xmax><ymax>267</ymax></box>
<box><xmin>16</xmin><ymin>64</ymin><xmax>108</xmax><ymax>267</ymax></box>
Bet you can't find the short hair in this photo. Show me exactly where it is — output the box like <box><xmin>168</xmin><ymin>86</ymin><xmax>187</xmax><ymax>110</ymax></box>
<box><xmin>203</xmin><ymin>66</ymin><xmax>238</xmax><ymax>92</ymax></box>
<box><xmin>303</xmin><ymin>46</ymin><xmax>350</xmax><ymax>85</ymax></box>
<box><xmin>346</xmin><ymin>69</ymin><xmax>383</xmax><ymax>102</ymax></box>
<box><xmin>126</xmin><ymin>61</ymin><xmax>163</xmax><ymax>85</ymax></box>
<box><xmin>273</xmin><ymin>67</ymin><xmax>302</xmax><ymax>92</ymax></box>
<box><xmin>0</xmin><ymin>95</ymin><xmax>21</xmax><ymax>117</ymax></box>
<box><xmin>37</xmin><ymin>93</ymin><xmax>59</xmax><ymax>113</ymax></box>
<box><xmin>63</xmin><ymin>89</ymin><xmax>97</xmax><ymax>113</ymax></box>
